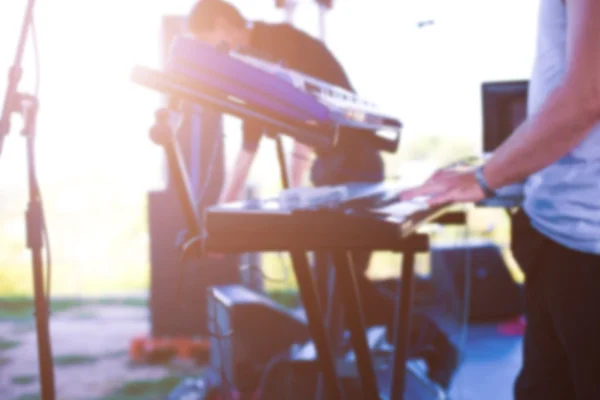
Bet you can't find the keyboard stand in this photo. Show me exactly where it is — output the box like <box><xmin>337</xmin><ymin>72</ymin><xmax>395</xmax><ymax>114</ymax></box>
<box><xmin>275</xmin><ymin>134</ymin><xmax>345</xmax><ymax>400</ymax></box>
<box><xmin>332</xmin><ymin>251</ymin><xmax>380</xmax><ymax>398</ymax></box>
<box><xmin>390</xmin><ymin>237</ymin><xmax>421</xmax><ymax>399</ymax></box>
<box><xmin>149</xmin><ymin>105</ymin><xmax>345</xmax><ymax>399</ymax></box>
<box><xmin>151</xmin><ymin>105</ymin><xmax>466</xmax><ymax>399</ymax></box>
<box><xmin>204</xmin><ymin>202</ymin><xmax>466</xmax><ymax>400</ymax></box>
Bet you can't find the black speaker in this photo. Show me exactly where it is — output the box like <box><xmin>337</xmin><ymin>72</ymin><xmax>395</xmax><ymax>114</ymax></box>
<box><xmin>207</xmin><ymin>285</ymin><xmax>310</xmax><ymax>391</ymax></box>
<box><xmin>148</xmin><ymin>191</ymin><xmax>240</xmax><ymax>337</ymax></box>
<box><xmin>257</xmin><ymin>356</ymin><xmax>446</xmax><ymax>400</ymax></box>
<box><xmin>430</xmin><ymin>240</ymin><xmax>523</xmax><ymax>321</ymax></box>
<box><xmin>148</xmin><ymin>16</ymin><xmax>240</xmax><ymax>337</ymax></box>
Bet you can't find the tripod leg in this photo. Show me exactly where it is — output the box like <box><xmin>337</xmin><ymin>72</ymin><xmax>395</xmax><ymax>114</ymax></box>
<box><xmin>289</xmin><ymin>251</ymin><xmax>344</xmax><ymax>400</ymax></box>
<box><xmin>390</xmin><ymin>250</ymin><xmax>416</xmax><ymax>400</ymax></box>
<box><xmin>26</xmin><ymin>135</ymin><xmax>55</xmax><ymax>400</ymax></box>
<box><xmin>31</xmin><ymin>244</ymin><xmax>55</xmax><ymax>400</ymax></box>
<box><xmin>332</xmin><ymin>251</ymin><xmax>380</xmax><ymax>400</ymax></box>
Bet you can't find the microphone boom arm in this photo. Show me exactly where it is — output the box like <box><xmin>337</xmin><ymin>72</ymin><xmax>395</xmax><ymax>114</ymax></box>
<box><xmin>0</xmin><ymin>0</ymin><xmax>36</xmax><ymax>155</ymax></box>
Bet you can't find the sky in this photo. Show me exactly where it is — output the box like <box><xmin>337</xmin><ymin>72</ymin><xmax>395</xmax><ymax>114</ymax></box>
<box><xmin>0</xmin><ymin>0</ymin><xmax>539</xmax><ymax>191</ymax></box>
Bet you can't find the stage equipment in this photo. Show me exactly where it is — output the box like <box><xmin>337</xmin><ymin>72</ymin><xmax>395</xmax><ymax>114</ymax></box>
<box><xmin>207</xmin><ymin>285</ymin><xmax>310</xmax><ymax>391</ymax></box>
<box><xmin>132</xmin><ymin>32</ymin><xmax>523</xmax><ymax>399</ymax></box>
<box><xmin>146</xmin><ymin>108</ymin><xmax>456</xmax><ymax>398</ymax></box>
<box><xmin>482</xmin><ymin>80</ymin><xmax>529</xmax><ymax>153</ymax></box>
<box><xmin>0</xmin><ymin>1</ymin><xmax>55</xmax><ymax>399</ymax></box>
<box><xmin>148</xmin><ymin>16</ymin><xmax>239</xmax><ymax>338</ymax></box>
<box><xmin>203</xmin><ymin>181</ymin><xmax>527</xmax><ymax>400</ymax></box>
<box><xmin>132</xmin><ymin>36</ymin><xmax>403</xmax><ymax>153</ymax></box>
<box><xmin>132</xmin><ymin>31</ymin><xmax>404</xmax><ymax>358</ymax></box>
<box><xmin>203</xmin><ymin>182</ymin><xmax>522</xmax><ymax>399</ymax></box>
<box><xmin>430</xmin><ymin>240</ymin><xmax>523</xmax><ymax>321</ymax></box>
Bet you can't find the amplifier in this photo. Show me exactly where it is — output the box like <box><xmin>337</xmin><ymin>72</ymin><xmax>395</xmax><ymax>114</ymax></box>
<box><xmin>430</xmin><ymin>240</ymin><xmax>523</xmax><ymax>321</ymax></box>
<box><xmin>257</xmin><ymin>355</ymin><xmax>445</xmax><ymax>400</ymax></box>
<box><xmin>207</xmin><ymin>285</ymin><xmax>310</xmax><ymax>391</ymax></box>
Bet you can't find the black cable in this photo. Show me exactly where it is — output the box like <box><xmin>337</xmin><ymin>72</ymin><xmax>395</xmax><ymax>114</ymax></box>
<box><xmin>240</xmin><ymin>264</ymin><xmax>288</xmax><ymax>284</ymax></box>
<box><xmin>239</xmin><ymin>253</ymin><xmax>290</xmax><ymax>285</ymax></box>
<box><xmin>255</xmin><ymin>352</ymin><xmax>292</xmax><ymax>399</ymax></box>
<box><xmin>206</xmin><ymin>293</ymin><xmax>236</xmax><ymax>400</ymax></box>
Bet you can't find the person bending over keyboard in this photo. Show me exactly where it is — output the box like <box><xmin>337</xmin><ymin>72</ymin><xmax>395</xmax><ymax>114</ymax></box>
<box><xmin>186</xmin><ymin>0</ymin><xmax>458</xmax><ymax>388</ymax></box>
<box><xmin>186</xmin><ymin>0</ymin><xmax>383</xmax><ymax>306</ymax></box>
<box><xmin>187</xmin><ymin>0</ymin><xmax>383</xmax><ymax>198</ymax></box>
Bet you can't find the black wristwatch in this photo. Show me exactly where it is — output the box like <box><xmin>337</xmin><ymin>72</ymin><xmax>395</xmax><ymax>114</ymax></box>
<box><xmin>474</xmin><ymin>165</ymin><xmax>496</xmax><ymax>198</ymax></box>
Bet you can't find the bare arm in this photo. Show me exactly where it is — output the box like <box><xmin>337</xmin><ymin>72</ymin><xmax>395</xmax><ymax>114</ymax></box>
<box><xmin>290</xmin><ymin>141</ymin><xmax>313</xmax><ymax>187</ymax></box>
<box><xmin>484</xmin><ymin>0</ymin><xmax>600</xmax><ymax>189</ymax></box>
<box><xmin>219</xmin><ymin>147</ymin><xmax>259</xmax><ymax>203</ymax></box>
<box><xmin>219</xmin><ymin>121</ymin><xmax>263</xmax><ymax>203</ymax></box>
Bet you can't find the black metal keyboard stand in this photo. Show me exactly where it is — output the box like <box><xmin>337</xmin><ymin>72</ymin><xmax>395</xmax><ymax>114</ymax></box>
<box><xmin>149</xmin><ymin>106</ymin><xmax>344</xmax><ymax>399</ymax></box>
<box><xmin>391</xmin><ymin>242</ymin><xmax>417</xmax><ymax>399</ymax></box>
<box><xmin>149</xmin><ymin>108</ymin><xmax>205</xmax><ymax>303</ymax></box>
<box><xmin>152</xmin><ymin>104</ymin><xmax>467</xmax><ymax>399</ymax></box>
<box><xmin>274</xmin><ymin>134</ymin><xmax>345</xmax><ymax>400</ymax></box>
<box><xmin>290</xmin><ymin>252</ymin><xmax>345</xmax><ymax>400</ymax></box>
<box><xmin>389</xmin><ymin>211</ymin><xmax>465</xmax><ymax>399</ymax></box>
<box><xmin>332</xmin><ymin>251</ymin><xmax>380</xmax><ymax>399</ymax></box>
<box><xmin>149</xmin><ymin>108</ymin><xmax>203</xmax><ymax>237</ymax></box>
<box><xmin>333</xmin><ymin>234</ymin><xmax>431</xmax><ymax>400</ymax></box>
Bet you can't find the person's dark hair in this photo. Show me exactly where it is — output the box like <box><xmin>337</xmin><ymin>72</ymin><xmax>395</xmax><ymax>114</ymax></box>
<box><xmin>187</xmin><ymin>0</ymin><xmax>247</xmax><ymax>34</ymax></box>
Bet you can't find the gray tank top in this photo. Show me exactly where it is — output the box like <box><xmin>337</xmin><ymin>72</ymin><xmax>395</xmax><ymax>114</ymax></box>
<box><xmin>523</xmin><ymin>0</ymin><xmax>600</xmax><ymax>253</ymax></box>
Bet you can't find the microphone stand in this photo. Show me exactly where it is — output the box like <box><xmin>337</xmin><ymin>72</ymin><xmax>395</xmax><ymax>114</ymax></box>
<box><xmin>0</xmin><ymin>1</ymin><xmax>56</xmax><ymax>399</ymax></box>
<box><xmin>0</xmin><ymin>0</ymin><xmax>34</xmax><ymax>154</ymax></box>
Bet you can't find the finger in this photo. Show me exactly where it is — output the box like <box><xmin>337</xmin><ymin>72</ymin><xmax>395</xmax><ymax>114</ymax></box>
<box><xmin>401</xmin><ymin>183</ymin><xmax>441</xmax><ymax>200</ymax></box>
<box><xmin>431</xmin><ymin>169</ymin><xmax>458</xmax><ymax>179</ymax></box>
<box><xmin>428</xmin><ymin>189</ymin><xmax>459</xmax><ymax>207</ymax></box>
<box><xmin>412</xmin><ymin>172</ymin><xmax>466</xmax><ymax>200</ymax></box>
<box><xmin>401</xmin><ymin>176</ymin><xmax>454</xmax><ymax>200</ymax></box>
<box><xmin>429</xmin><ymin>184</ymin><xmax>485</xmax><ymax>207</ymax></box>
<box><xmin>434</xmin><ymin>167</ymin><xmax>468</xmax><ymax>178</ymax></box>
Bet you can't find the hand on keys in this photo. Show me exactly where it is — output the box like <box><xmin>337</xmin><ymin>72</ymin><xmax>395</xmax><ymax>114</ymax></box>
<box><xmin>400</xmin><ymin>168</ymin><xmax>485</xmax><ymax>207</ymax></box>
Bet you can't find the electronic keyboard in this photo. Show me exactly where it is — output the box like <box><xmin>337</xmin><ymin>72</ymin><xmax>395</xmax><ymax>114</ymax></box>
<box><xmin>132</xmin><ymin>36</ymin><xmax>402</xmax><ymax>152</ymax></box>
<box><xmin>203</xmin><ymin>180</ymin><xmax>523</xmax><ymax>253</ymax></box>
<box><xmin>205</xmin><ymin>183</ymin><xmax>451</xmax><ymax>254</ymax></box>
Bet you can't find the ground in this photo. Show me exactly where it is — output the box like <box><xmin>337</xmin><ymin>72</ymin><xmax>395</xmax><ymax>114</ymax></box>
<box><xmin>0</xmin><ymin>300</ymin><xmax>202</xmax><ymax>400</ymax></box>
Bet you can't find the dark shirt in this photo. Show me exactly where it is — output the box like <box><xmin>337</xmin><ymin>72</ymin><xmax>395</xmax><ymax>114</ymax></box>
<box><xmin>243</xmin><ymin>22</ymin><xmax>383</xmax><ymax>185</ymax></box>
<box><xmin>250</xmin><ymin>22</ymin><xmax>354</xmax><ymax>92</ymax></box>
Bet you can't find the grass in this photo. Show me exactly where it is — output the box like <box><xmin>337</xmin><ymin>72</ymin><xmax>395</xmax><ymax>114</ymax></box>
<box><xmin>0</xmin><ymin>177</ymin><xmax>150</xmax><ymax>297</ymax></box>
<box><xmin>268</xmin><ymin>289</ymin><xmax>300</xmax><ymax>308</ymax></box>
<box><xmin>16</xmin><ymin>394</ymin><xmax>40</xmax><ymax>400</ymax></box>
<box><xmin>104</xmin><ymin>350</ymin><xmax>128</xmax><ymax>359</ymax></box>
<box><xmin>0</xmin><ymin>298</ymin><xmax>81</xmax><ymax>320</ymax></box>
<box><xmin>12</xmin><ymin>375</ymin><xmax>37</xmax><ymax>385</ymax></box>
<box><xmin>104</xmin><ymin>375</ymin><xmax>183</xmax><ymax>400</ymax></box>
<box><xmin>0</xmin><ymin>337</ymin><xmax>21</xmax><ymax>351</ymax></box>
<box><xmin>54</xmin><ymin>354</ymin><xmax>99</xmax><ymax>366</ymax></box>
<box><xmin>0</xmin><ymin>298</ymin><xmax>147</xmax><ymax>320</ymax></box>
